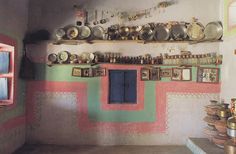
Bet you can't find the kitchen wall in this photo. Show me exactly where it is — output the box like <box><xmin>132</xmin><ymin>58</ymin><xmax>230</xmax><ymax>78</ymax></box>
<box><xmin>220</xmin><ymin>0</ymin><xmax>236</xmax><ymax>103</ymax></box>
<box><xmin>0</xmin><ymin>0</ymin><xmax>29</xmax><ymax>153</ymax></box>
<box><xmin>26</xmin><ymin>0</ymin><xmax>222</xmax><ymax>145</ymax></box>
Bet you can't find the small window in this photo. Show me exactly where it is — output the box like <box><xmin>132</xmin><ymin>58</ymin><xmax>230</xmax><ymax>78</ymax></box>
<box><xmin>0</xmin><ymin>37</ymin><xmax>15</xmax><ymax>106</ymax></box>
<box><xmin>109</xmin><ymin>70</ymin><xmax>137</xmax><ymax>104</ymax></box>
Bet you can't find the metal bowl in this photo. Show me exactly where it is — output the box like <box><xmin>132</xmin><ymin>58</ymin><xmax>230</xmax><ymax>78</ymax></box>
<box><xmin>227</xmin><ymin>128</ymin><xmax>236</xmax><ymax>138</ymax></box>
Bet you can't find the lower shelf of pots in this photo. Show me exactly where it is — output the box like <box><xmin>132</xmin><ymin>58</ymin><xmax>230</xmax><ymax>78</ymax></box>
<box><xmin>186</xmin><ymin>138</ymin><xmax>224</xmax><ymax>154</ymax></box>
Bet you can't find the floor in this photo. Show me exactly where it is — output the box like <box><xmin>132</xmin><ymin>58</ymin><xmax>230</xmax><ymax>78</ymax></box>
<box><xmin>14</xmin><ymin>145</ymin><xmax>193</xmax><ymax>154</ymax></box>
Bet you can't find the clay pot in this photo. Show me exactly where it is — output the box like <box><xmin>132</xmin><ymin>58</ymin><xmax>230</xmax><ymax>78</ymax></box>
<box><xmin>213</xmin><ymin>134</ymin><xmax>229</xmax><ymax>148</ymax></box>
<box><xmin>205</xmin><ymin>100</ymin><xmax>220</xmax><ymax>116</ymax></box>
<box><xmin>203</xmin><ymin>115</ymin><xmax>220</xmax><ymax>127</ymax></box>
<box><xmin>203</xmin><ymin>127</ymin><xmax>218</xmax><ymax>142</ymax></box>
<box><xmin>214</xmin><ymin>118</ymin><xmax>227</xmax><ymax>135</ymax></box>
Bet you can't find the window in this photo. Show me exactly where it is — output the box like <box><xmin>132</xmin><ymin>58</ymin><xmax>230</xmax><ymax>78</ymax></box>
<box><xmin>0</xmin><ymin>35</ymin><xmax>16</xmax><ymax>106</ymax></box>
<box><xmin>109</xmin><ymin>70</ymin><xmax>137</xmax><ymax>104</ymax></box>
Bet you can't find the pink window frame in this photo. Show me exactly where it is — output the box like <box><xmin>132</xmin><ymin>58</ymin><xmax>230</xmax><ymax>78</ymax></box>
<box><xmin>0</xmin><ymin>34</ymin><xmax>17</xmax><ymax>105</ymax></box>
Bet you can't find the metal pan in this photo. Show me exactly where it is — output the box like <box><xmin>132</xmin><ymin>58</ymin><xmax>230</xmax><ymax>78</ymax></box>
<box><xmin>187</xmin><ymin>20</ymin><xmax>205</xmax><ymax>41</ymax></box>
<box><xmin>66</xmin><ymin>26</ymin><xmax>79</xmax><ymax>40</ymax></box>
<box><xmin>204</xmin><ymin>21</ymin><xmax>223</xmax><ymax>40</ymax></box>
<box><xmin>55</xmin><ymin>28</ymin><xmax>66</xmax><ymax>40</ymax></box>
<box><xmin>139</xmin><ymin>24</ymin><xmax>154</xmax><ymax>41</ymax></box>
<box><xmin>171</xmin><ymin>22</ymin><xmax>188</xmax><ymax>41</ymax></box>
<box><xmin>154</xmin><ymin>23</ymin><xmax>170</xmax><ymax>41</ymax></box>
<box><xmin>92</xmin><ymin>26</ymin><xmax>105</xmax><ymax>40</ymax></box>
<box><xmin>78</xmin><ymin>26</ymin><xmax>92</xmax><ymax>40</ymax></box>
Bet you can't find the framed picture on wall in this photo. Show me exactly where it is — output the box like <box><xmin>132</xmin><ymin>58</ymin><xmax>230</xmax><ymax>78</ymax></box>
<box><xmin>72</xmin><ymin>67</ymin><xmax>82</xmax><ymax>77</ymax></box>
<box><xmin>150</xmin><ymin>67</ymin><xmax>161</xmax><ymax>81</ymax></box>
<box><xmin>197</xmin><ymin>67</ymin><xmax>219</xmax><ymax>83</ymax></box>
<box><xmin>182</xmin><ymin>68</ymin><xmax>192</xmax><ymax>81</ymax></box>
<box><xmin>160</xmin><ymin>68</ymin><xmax>172</xmax><ymax>78</ymax></box>
<box><xmin>94</xmin><ymin>67</ymin><xmax>106</xmax><ymax>77</ymax></box>
<box><xmin>141</xmin><ymin>68</ymin><xmax>150</xmax><ymax>81</ymax></box>
<box><xmin>171</xmin><ymin>68</ymin><xmax>182</xmax><ymax>81</ymax></box>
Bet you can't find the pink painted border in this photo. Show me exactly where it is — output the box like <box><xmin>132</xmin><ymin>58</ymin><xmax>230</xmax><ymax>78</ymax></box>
<box><xmin>0</xmin><ymin>116</ymin><xmax>25</xmax><ymax>133</ymax></box>
<box><xmin>100</xmin><ymin>64</ymin><xmax>144</xmax><ymax>111</ymax></box>
<box><xmin>27</xmin><ymin>81</ymin><xmax>220</xmax><ymax>134</ymax></box>
<box><xmin>26</xmin><ymin>81</ymin><xmax>87</xmax><ymax>124</ymax></box>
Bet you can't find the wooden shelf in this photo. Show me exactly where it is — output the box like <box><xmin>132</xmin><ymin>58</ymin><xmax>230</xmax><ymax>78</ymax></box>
<box><xmin>52</xmin><ymin>39</ymin><xmax>223</xmax><ymax>45</ymax></box>
<box><xmin>47</xmin><ymin>62</ymin><xmax>220</xmax><ymax>67</ymax></box>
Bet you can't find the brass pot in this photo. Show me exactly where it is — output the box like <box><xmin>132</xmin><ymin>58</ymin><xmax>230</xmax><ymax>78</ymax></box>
<box><xmin>119</xmin><ymin>26</ymin><xmax>130</xmax><ymax>40</ymax></box>
<box><xmin>130</xmin><ymin>26</ymin><xmax>142</xmax><ymax>40</ymax></box>
<box><xmin>228</xmin><ymin>117</ymin><xmax>236</xmax><ymax>130</ymax></box>
<box><xmin>225</xmin><ymin>139</ymin><xmax>236</xmax><ymax>154</ymax></box>
<box><xmin>218</xmin><ymin>103</ymin><xmax>231</xmax><ymax>118</ymax></box>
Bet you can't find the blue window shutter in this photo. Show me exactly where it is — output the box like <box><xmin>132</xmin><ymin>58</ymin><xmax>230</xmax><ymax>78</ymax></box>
<box><xmin>124</xmin><ymin>71</ymin><xmax>137</xmax><ymax>103</ymax></box>
<box><xmin>0</xmin><ymin>78</ymin><xmax>8</xmax><ymax>100</ymax></box>
<box><xmin>109</xmin><ymin>70</ymin><xmax>125</xmax><ymax>103</ymax></box>
<box><xmin>0</xmin><ymin>52</ymin><xmax>9</xmax><ymax>74</ymax></box>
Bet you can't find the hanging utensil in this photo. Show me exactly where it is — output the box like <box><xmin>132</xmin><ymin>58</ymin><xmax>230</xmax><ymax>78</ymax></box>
<box><xmin>100</xmin><ymin>11</ymin><xmax>107</xmax><ymax>24</ymax></box>
<box><xmin>93</xmin><ymin>10</ymin><xmax>99</xmax><ymax>25</ymax></box>
<box><xmin>187</xmin><ymin>18</ymin><xmax>205</xmax><ymax>41</ymax></box>
<box><xmin>84</xmin><ymin>11</ymin><xmax>89</xmax><ymax>26</ymax></box>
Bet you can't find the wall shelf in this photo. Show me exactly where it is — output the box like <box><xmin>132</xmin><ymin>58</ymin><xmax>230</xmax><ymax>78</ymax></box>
<box><xmin>47</xmin><ymin>62</ymin><xmax>220</xmax><ymax>67</ymax></box>
<box><xmin>52</xmin><ymin>39</ymin><xmax>223</xmax><ymax>45</ymax></box>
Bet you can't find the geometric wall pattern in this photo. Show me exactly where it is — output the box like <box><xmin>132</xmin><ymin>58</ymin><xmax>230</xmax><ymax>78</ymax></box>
<box><xmin>27</xmin><ymin>80</ymin><xmax>221</xmax><ymax>134</ymax></box>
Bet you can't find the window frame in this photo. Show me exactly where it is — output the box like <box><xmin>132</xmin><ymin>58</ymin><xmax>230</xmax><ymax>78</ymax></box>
<box><xmin>0</xmin><ymin>34</ymin><xmax>17</xmax><ymax>106</ymax></box>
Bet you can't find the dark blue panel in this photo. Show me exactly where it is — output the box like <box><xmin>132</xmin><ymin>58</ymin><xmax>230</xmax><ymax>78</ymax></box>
<box><xmin>124</xmin><ymin>70</ymin><xmax>137</xmax><ymax>103</ymax></box>
<box><xmin>0</xmin><ymin>78</ymin><xmax>8</xmax><ymax>100</ymax></box>
<box><xmin>0</xmin><ymin>52</ymin><xmax>9</xmax><ymax>74</ymax></box>
<box><xmin>109</xmin><ymin>70</ymin><xmax>125</xmax><ymax>103</ymax></box>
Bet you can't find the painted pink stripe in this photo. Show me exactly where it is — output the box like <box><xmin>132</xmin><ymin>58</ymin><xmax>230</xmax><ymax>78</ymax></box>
<box><xmin>0</xmin><ymin>116</ymin><xmax>25</xmax><ymax>132</ymax></box>
<box><xmin>100</xmin><ymin>64</ymin><xmax>144</xmax><ymax>111</ymax></box>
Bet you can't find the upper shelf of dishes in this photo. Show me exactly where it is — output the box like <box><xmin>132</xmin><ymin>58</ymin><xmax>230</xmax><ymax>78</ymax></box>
<box><xmin>54</xmin><ymin>18</ymin><xmax>223</xmax><ymax>45</ymax></box>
